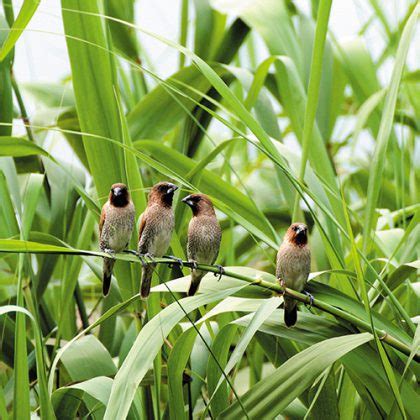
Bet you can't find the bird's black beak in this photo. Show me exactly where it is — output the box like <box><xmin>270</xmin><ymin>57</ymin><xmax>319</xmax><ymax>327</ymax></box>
<box><xmin>113</xmin><ymin>187</ymin><xmax>123</xmax><ymax>196</ymax></box>
<box><xmin>167</xmin><ymin>184</ymin><xmax>178</xmax><ymax>194</ymax></box>
<box><xmin>296</xmin><ymin>226</ymin><xmax>306</xmax><ymax>235</ymax></box>
<box><xmin>182</xmin><ymin>195</ymin><xmax>193</xmax><ymax>207</ymax></box>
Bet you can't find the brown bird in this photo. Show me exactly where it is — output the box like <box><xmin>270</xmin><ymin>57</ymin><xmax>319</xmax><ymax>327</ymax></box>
<box><xmin>183</xmin><ymin>194</ymin><xmax>222</xmax><ymax>296</ymax></box>
<box><xmin>99</xmin><ymin>183</ymin><xmax>135</xmax><ymax>296</ymax></box>
<box><xmin>276</xmin><ymin>223</ymin><xmax>311</xmax><ymax>327</ymax></box>
<box><xmin>138</xmin><ymin>182</ymin><xmax>178</xmax><ymax>298</ymax></box>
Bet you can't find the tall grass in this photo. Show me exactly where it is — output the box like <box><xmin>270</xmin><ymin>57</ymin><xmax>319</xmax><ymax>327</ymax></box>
<box><xmin>0</xmin><ymin>0</ymin><xmax>419</xmax><ymax>419</ymax></box>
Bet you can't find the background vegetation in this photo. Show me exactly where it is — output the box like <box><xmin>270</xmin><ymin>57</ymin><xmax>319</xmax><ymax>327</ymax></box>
<box><xmin>0</xmin><ymin>0</ymin><xmax>419</xmax><ymax>418</ymax></box>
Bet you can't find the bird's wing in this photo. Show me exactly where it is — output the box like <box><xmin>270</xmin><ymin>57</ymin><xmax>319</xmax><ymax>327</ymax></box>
<box><xmin>138</xmin><ymin>212</ymin><xmax>146</xmax><ymax>241</ymax></box>
<box><xmin>275</xmin><ymin>245</ymin><xmax>286</xmax><ymax>279</ymax></box>
<box><xmin>99</xmin><ymin>204</ymin><xmax>107</xmax><ymax>237</ymax></box>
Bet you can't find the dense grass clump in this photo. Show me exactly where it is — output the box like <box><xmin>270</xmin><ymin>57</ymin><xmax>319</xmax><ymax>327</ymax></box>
<box><xmin>0</xmin><ymin>1</ymin><xmax>418</xmax><ymax>419</ymax></box>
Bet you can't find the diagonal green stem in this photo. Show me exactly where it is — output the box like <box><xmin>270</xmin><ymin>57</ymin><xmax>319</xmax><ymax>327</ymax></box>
<box><xmin>0</xmin><ymin>244</ymin><xmax>416</xmax><ymax>362</ymax></box>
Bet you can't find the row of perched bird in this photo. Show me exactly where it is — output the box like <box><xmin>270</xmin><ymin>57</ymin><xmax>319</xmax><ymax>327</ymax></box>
<box><xmin>99</xmin><ymin>181</ymin><xmax>310</xmax><ymax>327</ymax></box>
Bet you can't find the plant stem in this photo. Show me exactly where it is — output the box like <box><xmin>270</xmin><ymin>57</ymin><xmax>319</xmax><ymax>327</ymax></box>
<box><xmin>0</xmin><ymin>245</ymin><xmax>417</xmax><ymax>361</ymax></box>
<box><xmin>11</xmin><ymin>73</ymin><xmax>51</xmax><ymax>199</ymax></box>
<box><xmin>11</xmin><ymin>73</ymin><xmax>36</xmax><ymax>143</ymax></box>
<box><xmin>74</xmin><ymin>283</ymin><xmax>89</xmax><ymax>330</ymax></box>
<box><xmin>179</xmin><ymin>0</ymin><xmax>189</xmax><ymax>69</ymax></box>
<box><xmin>125</xmin><ymin>257</ymin><xmax>419</xmax><ymax>362</ymax></box>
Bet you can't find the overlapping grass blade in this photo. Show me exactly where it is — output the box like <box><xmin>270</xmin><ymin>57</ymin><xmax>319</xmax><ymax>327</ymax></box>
<box><xmin>104</xmin><ymin>286</ymin><xmax>247</xmax><ymax>419</ymax></box>
<box><xmin>0</xmin><ymin>306</ymin><xmax>54</xmax><ymax>419</ymax></box>
<box><xmin>221</xmin><ymin>333</ymin><xmax>373</xmax><ymax>418</ymax></box>
<box><xmin>0</xmin><ymin>0</ymin><xmax>40</xmax><ymax>61</ymax></box>
<box><xmin>293</xmin><ymin>0</ymin><xmax>332</xmax><ymax>219</ymax></box>
<box><xmin>61</xmin><ymin>0</ymin><xmax>125</xmax><ymax>201</ymax></box>
<box><xmin>362</xmin><ymin>4</ymin><xmax>419</xmax><ymax>252</ymax></box>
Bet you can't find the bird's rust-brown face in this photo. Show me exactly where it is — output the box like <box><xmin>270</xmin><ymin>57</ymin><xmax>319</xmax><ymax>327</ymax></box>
<box><xmin>109</xmin><ymin>183</ymin><xmax>130</xmax><ymax>207</ymax></box>
<box><xmin>285</xmin><ymin>222</ymin><xmax>308</xmax><ymax>246</ymax></box>
<box><xmin>182</xmin><ymin>193</ymin><xmax>215</xmax><ymax>216</ymax></box>
<box><xmin>149</xmin><ymin>182</ymin><xmax>178</xmax><ymax>207</ymax></box>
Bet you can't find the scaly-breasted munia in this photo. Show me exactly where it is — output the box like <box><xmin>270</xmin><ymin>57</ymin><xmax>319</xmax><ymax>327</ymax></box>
<box><xmin>183</xmin><ymin>194</ymin><xmax>222</xmax><ymax>296</ymax></box>
<box><xmin>99</xmin><ymin>183</ymin><xmax>135</xmax><ymax>296</ymax></box>
<box><xmin>138</xmin><ymin>182</ymin><xmax>178</xmax><ymax>298</ymax></box>
<box><xmin>276</xmin><ymin>223</ymin><xmax>311</xmax><ymax>327</ymax></box>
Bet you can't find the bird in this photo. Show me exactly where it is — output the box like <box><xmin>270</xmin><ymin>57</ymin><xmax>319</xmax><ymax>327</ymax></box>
<box><xmin>138</xmin><ymin>182</ymin><xmax>178</xmax><ymax>298</ymax></box>
<box><xmin>276</xmin><ymin>222</ymin><xmax>311</xmax><ymax>327</ymax></box>
<box><xmin>99</xmin><ymin>183</ymin><xmax>135</xmax><ymax>296</ymax></box>
<box><xmin>182</xmin><ymin>193</ymin><xmax>222</xmax><ymax>296</ymax></box>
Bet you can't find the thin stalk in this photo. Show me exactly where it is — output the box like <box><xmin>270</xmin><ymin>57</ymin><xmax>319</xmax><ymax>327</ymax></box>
<box><xmin>11</xmin><ymin>74</ymin><xmax>35</xmax><ymax>143</ymax></box>
<box><xmin>74</xmin><ymin>283</ymin><xmax>89</xmax><ymax>329</ymax></box>
<box><xmin>179</xmin><ymin>0</ymin><xmax>189</xmax><ymax>68</ymax></box>
<box><xmin>11</xmin><ymin>73</ymin><xmax>51</xmax><ymax>201</ymax></box>
<box><xmin>292</xmin><ymin>0</ymin><xmax>333</xmax><ymax>221</ymax></box>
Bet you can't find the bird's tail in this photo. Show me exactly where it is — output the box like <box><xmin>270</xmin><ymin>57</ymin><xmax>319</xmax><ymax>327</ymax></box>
<box><xmin>188</xmin><ymin>269</ymin><xmax>204</xmax><ymax>296</ymax></box>
<box><xmin>284</xmin><ymin>296</ymin><xmax>297</xmax><ymax>327</ymax></box>
<box><xmin>103</xmin><ymin>257</ymin><xmax>115</xmax><ymax>296</ymax></box>
<box><xmin>141</xmin><ymin>264</ymin><xmax>155</xmax><ymax>299</ymax></box>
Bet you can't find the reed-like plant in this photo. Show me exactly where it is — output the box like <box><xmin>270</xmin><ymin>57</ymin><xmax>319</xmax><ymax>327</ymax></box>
<box><xmin>0</xmin><ymin>0</ymin><xmax>418</xmax><ymax>419</ymax></box>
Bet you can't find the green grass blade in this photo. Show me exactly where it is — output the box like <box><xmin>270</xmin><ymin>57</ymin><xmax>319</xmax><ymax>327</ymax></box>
<box><xmin>0</xmin><ymin>15</ymin><xmax>12</xmax><ymax>136</ymax></box>
<box><xmin>292</xmin><ymin>0</ymin><xmax>332</xmax><ymax>220</ymax></box>
<box><xmin>0</xmin><ymin>306</ymin><xmax>54</xmax><ymax>419</ymax></box>
<box><xmin>104</xmin><ymin>286</ymin><xmax>247</xmax><ymax>420</ymax></box>
<box><xmin>341</xmin><ymin>187</ymin><xmax>407</xmax><ymax>418</ymax></box>
<box><xmin>0</xmin><ymin>0</ymin><xmax>39</xmax><ymax>61</ymax></box>
<box><xmin>61</xmin><ymin>1</ymin><xmax>126</xmax><ymax>201</ymax></box>
<box><xmin>167</xmin><ymin>328</ymin><xmax>197</xmax><ymax>418</ymax></box>
<box><xmin>362</xmin><ymin>4</ymin><xmax>419</xmax><ymax>253</ymax></box>
<box><xmin>13</xmin><ymin>255</ymin><xmax>30</xmax><ymax>420</ymax></box>
<box><xmin>210</xmin><ymin>297</ymin><xmax>280</xmax><ymax>398</ymax></box>
<box><xmin>221</xmin><ymin>333</ymin><xmax>373</xmax><ymax>418</ymax></box>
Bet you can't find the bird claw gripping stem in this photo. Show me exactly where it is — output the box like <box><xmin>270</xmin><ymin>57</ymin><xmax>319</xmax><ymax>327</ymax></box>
<box><xmin>164</xmin><ymin>255</ymin><xmax>184</xmax><ymax>269</ymax></box>
<box><xmin>303</xmin><ymin>290</ymin><xmax>314</xmax><ymax>308</ymax></box>
<box><xmin>138</xmin><ymin>253</ymin><xmax>156</xmax><ymax>268</ymax></box>
<box><xmin>214</xmin><ymin>265</ymin><xmax>225</xmax><ymax>281</ymax></box>
<box><xmin>189</xmin><ymin>261</ymin><xmax>198</xmax><ymax>270</ymax></box>
<box><xmin>138</xmin><ymin>253</ymin><xmax>147</xmax><ymax>268</ymax></box>
<box><xmin>104</xmin><ymin>248</ymin><xmax>116</xmax><ymax>259</ymax></box>
<box><xmin>279</xmin><ymin>278</ymin><xmax>286</xmax><ymax>295</ymax></box>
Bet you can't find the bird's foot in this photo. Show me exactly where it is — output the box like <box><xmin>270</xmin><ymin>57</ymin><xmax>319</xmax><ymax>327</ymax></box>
<box><xmin>103</xmin><ymin>248</ymin><xmax>115</xmax><ymax>259</ymax></box>
<box><xmin>189</xmin><ymin>260</ymin><xmax>198</xmax><ymax>270</ymax></box>
<box><xmin>138</xmin><ymin>253</ymin><xmax>148</xmax><ymax>268</ymax></box>
<box><xmin>124</xmin><ymin>249</ymin><xmax>138</xmax><ymax>256</ymax></box>
<box><xmin>164</xmin><ymin>255</ymin><xmax>184</xmax><ymax>269</ymax></box>
<box><xmin>279</xmin><ymin>278</ymin><xmax>286</xmax><ymax>295</ymax></box>
<box><xmin>138</xmin><ymin>253</ymin><xmax>155</xmax><ymax>267</ymax></box>
<box><xmin>303</xmin><ymin>290</ymin><xmax>314</xmax><ymax>308</ymax></box>
<box><xmin>214</xmin><ymin>265</ymin><xmax>225</xmax><ymax>281</ymax></box>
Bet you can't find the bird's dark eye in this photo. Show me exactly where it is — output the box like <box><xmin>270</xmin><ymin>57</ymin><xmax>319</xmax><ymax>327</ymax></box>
<box><xmin>293</xmin><ymin>226</ymin><xmax>297</xmax><ymax>231</ymax></box>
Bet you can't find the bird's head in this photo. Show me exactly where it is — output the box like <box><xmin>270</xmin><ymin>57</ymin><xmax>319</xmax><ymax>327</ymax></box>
<box><xmin>182</xmin><ymin>193</ymin><xmax>215</xmax><ymax>216</ymax></box>
<box><xmin>149</xmin><ymin>182</ymin><xmax>178</xmax><ymax>207</ymax></box>
<box><xmin>109</xmin><ymin>183</ymin><xmax>130</xmax><ymax>207</ymax></box>
<box><xmin>286</xmin><ymin>223</ymin><xmax>308</xmax><ymax>246</ymax></box>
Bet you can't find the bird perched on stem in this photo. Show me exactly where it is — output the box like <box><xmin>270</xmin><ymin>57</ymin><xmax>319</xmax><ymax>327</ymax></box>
<box><xmin>183</xmin><ymin>194</ymin><xmax>222</xmax><ymax>296</ymax></box>
<box><xmin>276</xmin><ymin>223</ymin><xmax>311</xmax><ymax>327</ymax></box>
<box><xmin>138</xmin><ymin>182</ymin><xmax>178</xmax><ymax>298</ymax></box>
<box><xmin>99</xmin><ymin>183</ymin><xmax>135</xmax><ymax>296</ymax></box>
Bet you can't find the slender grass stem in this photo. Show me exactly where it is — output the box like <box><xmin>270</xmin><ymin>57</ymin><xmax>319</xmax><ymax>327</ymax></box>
<box><xmin>11</xmin><ymin>73</ymin><xmax>36</xmax><ymax>143</ymax></box>
<box><xmin>0</xmin><ymin>245</ymin><xmax>416</xmax><ymax>361</ymax></box>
